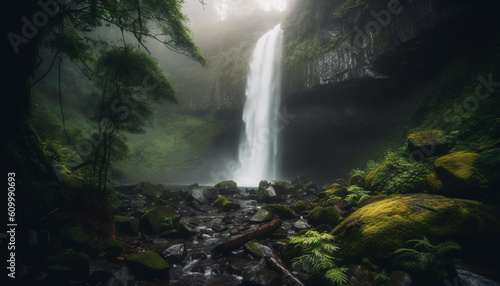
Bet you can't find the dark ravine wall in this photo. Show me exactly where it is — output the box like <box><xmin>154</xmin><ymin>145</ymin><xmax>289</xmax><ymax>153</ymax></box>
<box><xmin>278</xmin><ymin>0</ymin><xmax>500</xmax><ymax>183</ymax></box>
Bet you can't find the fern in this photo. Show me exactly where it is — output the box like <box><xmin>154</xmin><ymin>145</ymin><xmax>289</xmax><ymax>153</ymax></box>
<box><xmin>345</xmin><ymin>185</ymin><xmax>370</xmax><ymax>204</ymax></box>
<box><xmin>392</xmin><ymin>236</ymin><xmax>461</xmax><ymax>285</ymax></box>
<box><xmin>288</xmin><ymin>231</ymin><xmax>347</xmax><ymax>286</ymax></box>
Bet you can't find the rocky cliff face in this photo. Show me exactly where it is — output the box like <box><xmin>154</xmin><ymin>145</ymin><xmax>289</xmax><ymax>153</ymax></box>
<box><xmin>281</xmin><ymin>0</ymin><xmax>473</xmax><ymax>98</ymax></box>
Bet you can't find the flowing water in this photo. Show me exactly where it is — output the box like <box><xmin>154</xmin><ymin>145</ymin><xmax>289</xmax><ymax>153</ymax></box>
<box><xmin>234</xmin><ymin>24</ymin><xmax>283</xmax><ymax>187</ymax></box>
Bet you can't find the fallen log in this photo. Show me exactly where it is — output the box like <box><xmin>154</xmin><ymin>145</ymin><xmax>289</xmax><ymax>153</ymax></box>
<box><xmin>211</xmin><ymin>218</ymin><xmax>282</xmax><ymax>257</ymax></box>
<box><xmin>265</xmin><ymin>254</ymin><xmax>305</xmax><ymax>286</ymax></box>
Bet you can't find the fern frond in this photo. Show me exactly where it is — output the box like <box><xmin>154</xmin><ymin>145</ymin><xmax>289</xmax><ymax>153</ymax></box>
<box><xmin>325</xmin><ymin>268</ymin><xmax>348</xmax><ymax>286</ymax></box>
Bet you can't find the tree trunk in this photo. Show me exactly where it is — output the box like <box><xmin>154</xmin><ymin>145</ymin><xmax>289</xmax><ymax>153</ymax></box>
<box><xmin>265</xmin><ymin>254</ymin><xmax>305</xmax><ymax>286</ymax></box>
<box><xmin>211</xmin><ymin>218</ymin><xmax>282</xmax><ymax>257</ymax></box>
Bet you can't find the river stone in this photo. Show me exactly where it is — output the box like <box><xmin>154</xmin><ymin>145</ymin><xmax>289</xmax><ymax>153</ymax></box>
<box><xmin>215</xmin><ymin>180</ymin><xmax>240</xmax><ymax>195</ymax></box>
<box><xmin>162</xmin><ymin>243</ymin><xmax>187</xmax><ymax>265</ymax></box>
<box><xmin>347</xmin><ymin>265</ymin><xmax>374</xmax><ymax>286</ymax></box>
<box><xmin>261</xmin><ymin>204</ymin><xmax>295</xmax><ymax>219</ymax></box>
<box><xmin>256</xmin><ymin>186</ymin><xmax>279</xmax><ymax>203</ymax></box>
<box><xmin>305</xmin><ymin>206</ymin><xmax>341</xmax><ymax>227</ymax></box>
<box><xmin>241</xmin><ymin>270</ymin><xmax>282</xmax><ymax>286</ymax></box>
<box><xmin>139</xmin><ymin>206</ymin><xmax>181</xmax><ymax>234</ymax></box>
<box><xmin>213</xmin><ymin>196</ymin><xmax>240</xmax><ymax>211</ymax></box>
<box><xmin>210</xmin><ymin>217</ymin><xmax>228</xmax><ymax>232</ymax></box>
<box><xmin>250</xmin><ymin>209</ymin><xmax>277</xmax><ymax>223</ymax></box>
<box><xmin>332</xmin><ymin>194</ymin><xmax>500</xmax><ymax>264</ymax></box>
<box><xmin>114</xmin><ymin>215</ymin><xmax>139</xmax><ymax>235</ymax></box>
<box><xmin>407</xmin><ymin>129</ymin><xmax>448</xmax><ymax>157</ymax></box>
<box><xmin>244</xmin><ymin>241</ymin><xmax>274</xmax><ymax>259</ymax></box>
<box><xmin>293</xmin><ymin>219</ymin><xmax>312</xmax><ymax>231</ymax></box>
<box><xmin>125</xmin><ymin>251</ymin><xmax>169</xmax><ymax>280</ymax></box>
<box><xmin>137</xmin><ymin>181</ymin><xmax>166</xmax><ymax>199</ymax></box>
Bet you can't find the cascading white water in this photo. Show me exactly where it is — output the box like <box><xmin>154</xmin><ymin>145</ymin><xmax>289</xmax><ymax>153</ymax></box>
<box><xmin>234</xmin><ymin>24</ymin><xmax>283</xmax><ymax>187</ymax></box>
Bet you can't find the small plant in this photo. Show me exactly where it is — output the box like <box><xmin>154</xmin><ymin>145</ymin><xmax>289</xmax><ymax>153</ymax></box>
<box><xmin>392</xmin><ymin>236</ymin><xmax>461</xmax><ymax>285</ymax></box>
<box><xmin>345</xmin><ymin>185</ymin><xmax>370</xmax><ymax>204</ymax></box>
<box><xmin>160</xmin><ymin>217</ymin><xmax>174</xmax><ymax>228</ymax></box>
<box><xmin>289</xmin><ymin>231</ymin><xmax>348</xmax><ymax>286</ymax></box>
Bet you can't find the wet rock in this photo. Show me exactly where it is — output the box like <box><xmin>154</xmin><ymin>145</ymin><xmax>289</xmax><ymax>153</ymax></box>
<box><xmin>293</xmin><ymin>219</ymin><xmax>312</xmax><ymax>231</ymax></box>
<box><xmin>215</xmin><ymin>180</ymin><xmax>240</xmax><ymax>195</ymax></box>
<box><xmin>455</xmin><ymin>265</ymin><xmax>500</xmax><ymax>286</ymax></box>
<box><xmin>137</xmin><ymin>181</ymin><xmax>166</xmax><ymax>199</ymax></box>
<box><xmin>210</xmin><ymin>217</ymin><xmax>228</xmax><ymax>232</ymax></box>
<box><xmin>185</xmin><ymin>188</ymin><xmax>208</xmax><ymax>205</ymax></box>
<box><xmin>262</xmin><ymin>204</ymin><xmax>296</xmax><ymax>219</ymax></box>
<box><xmin>389</xmin><ymin>271</ymin><xmax>412</xmax><ymax>286</ymax></box>
<box><xmin>250</xmin><ymin>209</ymin><xmax>277</xmax><ymax>223</ymax></box>
<box><xmin>293</xmin><ymin>200</ymin><xmax>308</xmax><ymax>213</ymax></box>
<box><xmin>178</xmin><ymin>221</ymin><xmax>201</xmax><ymax>238</ymax></box>
<box><xmin>190</xmin><ymin>251</ymin><xmax>208</xmax><ymax>261</ymax></box>
<box><xmin>347</xmin><ymin>265</ymin><xmax>374</xmax><ymax>286</ymax></box>
<box><xmin>257</xmin><ymin>186</ymin><xmax>280</xmax><ymax>203</ymax></box>
<box><xmin>125</xmin><ymin>251</ymin><xmax>169</xmax><ymax>280</ymax></box>
<box><xmin>317</xmin><ymin>183</ymin><xmax>347</xmax><ymax>199</ymax></box>
<box><xmin>162</xmin><ymin>243</ymin><xmax>187</xmax><ymax>265</ymax></box>
<box><xmin>244</xmin><ymin>241</ymin><xmax>274</xmax><ymax>259</ymax></box>
<box><xmin>114</xmin><ymin>215</ymin><xmax>139</xmax><ymax>235</ymax></box>
<box><xmin>271</xmin><ymin>181</ymin><xmax>296</xmax><ymax>194</ymax></box>
<box><xmin>213</xmin><ymin>196</ymin><xmax>241</xmax><ymax>211</ymax></box>
<box><xmin>139</xmin><ymin>206</ymin><xmax>181</xmax><ymax>234</ymax></box>
<box><xmin>241</xmin><ymin>270</ymin><xmax>282</xmax><ymax>286</ymax></box>
<box><xmin>305</xmin><ymin>206</ymin><xmax>341</xmax><ymax>227</ymax></box>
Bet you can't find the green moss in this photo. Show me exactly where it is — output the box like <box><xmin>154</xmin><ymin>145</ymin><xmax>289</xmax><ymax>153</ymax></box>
<box><xmin>434</xmin><ymin>152</ymin><xmax>479</xmax><ymax>184</ymax></box>
<box><xmin>332</xmin><ymin>194</ymin><xmax>500</xmax><ymax>264</ymax></box>
<box><xmin>262</xmin><ymin>204</ymin><xmax>296</xmax><ymax>219</ymax></box>
<box><xmin>306</xmin><ymin>206</ymin><xmax>341</xmax><ymax>227</ymax></box>
<box><xmin>213</xmin><ymin>196</ymin><xmax>240</xmax><ymax>211</ymax></box>
<box><xmin>294</xmin><ymin>200</ymin><xmax>308</xmax><ymax>213</ymax></box>
<box><xmin>125</xmin><ymin>251</ymin><xmax>169</xmax><ymax>279</ymax></box>
<box><xmin>139</xmin><ymin>206</ymin><xmax>181</xmax><ymax>234</ymax></box>
<box><xmin>59</xmin><ymin>225</ymin><xmax>87</xmax><ymax>247</ymax></box>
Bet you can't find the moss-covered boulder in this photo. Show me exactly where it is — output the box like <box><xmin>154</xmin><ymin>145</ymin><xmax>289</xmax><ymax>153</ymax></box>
<box><xmin>215</xmin><ymin>180</ymin><xmax>240</xmax><ymax>195</ymax></box>
<box><xmin>305</xmin><ymin>206</ymin><xmax>341</xmax><ymax>227</ymax></box>
<box><xmin>244</xmin><ymin>241</ymin><xmax>274</xmax><ymax>259</ymax></box>
<box><xmin>271</xmin><ymin>181</ymin><xmax>296</xmax><ymax>194</ymax></box>
<box><xmin>250</xmin><ymin>209</ymin><xmax>277</xmax><ymax>223</ymax></box>
<box><xmin>428</xmin><ymin>152</ymin><xmax>480</xmax><ymax>197</ymax></box>
<box><xmin>256</xmin><ymin>186</ymin><xmax>280</xmax><ymax>203</ymax></box>
<box><xmin>262</xmin><ymin>204</ymin><xmax>296</xmax><ymax>219</ymax></box>
<box><xmin>213</xmin><ymin>196</ymin><xmax>240</xmax><ymax>211</ymax></box>
<box><xmin>407</xmin><ymin>129</ymin><xmax>448</xmax><ymax>157</ymax></box>
<box><xmin>317</xmin><ymin>183</ymin><xmax>347</xmax><ymax>199</ymax></box>
<box><xmin>125</xmin><ymin>251</ymin><xmax>169</xmax><ymax>280</ymax></box>
<box><xmin>332</xmin><ymin>194</ymin><xmax>500</xmax><ymax>264</ymax></box>
<box><xmin>139</xmin><ymin>206</ymin><xmax>181</xmax><ymax>234</ymax></box>
<box><xmin>114</xmin><ymin>215</ymin><xmax>139</xmax><ymax>235</ymax></box>
<box><xmin>293</xmin><ymin>200</ymin><xmax>308</xmax><ymax>213</ymax></box>
<box><xmin>137</xmin><ymin>181</ymin><xmax>165</xmax><ymax>199</ymax></box>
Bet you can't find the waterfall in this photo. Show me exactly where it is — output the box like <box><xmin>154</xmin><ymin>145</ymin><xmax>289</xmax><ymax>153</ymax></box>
<box><xmin>234</xmin><ymin>24</ymin><xmax>283</xmax><ymax>186</ymax></box>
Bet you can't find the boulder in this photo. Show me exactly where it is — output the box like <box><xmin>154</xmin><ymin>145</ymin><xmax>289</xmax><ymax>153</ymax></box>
<box><xmin>161</xmin><ymin>243</ymin><xmax>187</xmax><ymax>265</ymax></box>
<box><xmin>114</xmin><ymin>215</ymin><xmax>139</xmax><ymax>235</ymax></box>
<box><xmin>244</xmin><ymin>241</ymin><xmax>274</xmax><ymax>259</ymax></box>
<box><xmin>347</xmin><ymin>265</ymin><xmax>375</xmax><ymax>286</ymax></box>
<box><xmin>213</xmin><ymin>196</ymin><xmax>240</xmax><ymax>211</ymax></box>
<box><xmin>293</xmin><ymin>200</ymin><xmax>308</xmax><ymax>213</ymax></box>
<box><xmin>137</xmin><ymin>181</ymin><xmax>165</xmax><ymax>199</ymax></box>
<box><xmin>407</xmin><ymin>129</ymin><xmax>448</xmax><ymax>158</ymax></box>
<box><xmin>250</xmin><ymin>209</ymin><xmax>277</xmax><ymax>223</ymax></box>
<box><xmin>125</xmin><ymin>251</ymin><xmax>169</xmax><ymax>280</ymax></box>
<box><xmin>317</xmin><ymin>183</ymin><xmax>347</xmax><ymax>199</ymax></box>
<box><xmin>215</xmin><ymin>180</ymin><xmax>240</xmax><ymax>195</ymax></box>
<box><xmin>256</xmin><ymin>186</ymin><xmax>280</xmax><ymax>203</ymax></box>
<box><xmin>365</xmin><ymin>166</ymin><xmax>384</xmax><ymax>189</ymax></box>
<box><xmin>271</xmin><ymin>181</ymin><xmax>296</xmax><ymax>194</ymax></box>
<box><xmin>293</xmin><ymin>219</ymin><xmax>312</xmax><ymax>231</ymax></box>
<box><xmin>428</xmin><ymin>152</ymin><xmax>480</xmax><ymax>197</ymax></box>
<box><xmin>305</xmin><ymin>206</ymin><xmax>341</xmax><ymax>227</ymax></box>
<box><xmin>139</xmin><ymin>206</ymin><xmax>181</xmax><ymax>234</ymax></box>
<box><xmin>332</xmin><ymin>194</ymin><xmax>500</xmax><ymax>264</ymax></box>
<box><xmin>261</xmin><ymin>204</ymin><xmax>296</xmax><ymax>219</ymax></box>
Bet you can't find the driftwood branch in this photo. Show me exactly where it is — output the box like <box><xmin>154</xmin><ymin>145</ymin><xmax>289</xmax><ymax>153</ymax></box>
<box><xmin>211</xmin><ymin>218</ymin><xmax>282</xmax><ymax>257</ymax></box>
<box><xmin>265</xmin><ymin>254</ymin><xmax>305</xmax><ymax>286</ymax></box>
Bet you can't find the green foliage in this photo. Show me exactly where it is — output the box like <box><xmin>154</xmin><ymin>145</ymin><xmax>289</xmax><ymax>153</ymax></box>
<box><xmin>392</xmin><ymin>236</ymin><xmax>461</xmax><ymax>285</ymax></box>
<box><xmin>369</xmin><ymin>150</ymin><xmax>433</xmax><ymax>194</ymax></box>
<box><xmin>345</xmin><ymin>185</ymin><xmax>370</xmax><ymax>204</ymax></box>
<box><xmin>160</xmin><ymin>217</ymin><xmax>174</xmax><ymax>229</ymax></box>
<box><xmin>289</xmin><ymin>231</ymin><xmax>347</xmax><ymax>286</ymax></box>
